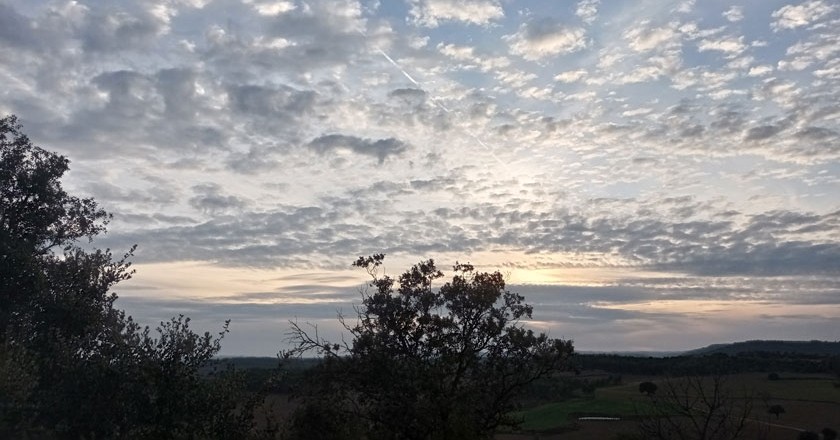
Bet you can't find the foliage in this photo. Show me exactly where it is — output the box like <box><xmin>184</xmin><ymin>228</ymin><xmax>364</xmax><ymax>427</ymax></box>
<box><xmin>639</xmin><ymin>381</ymin><xmax>658</xmax><ymax>395</ymax></box>
<box><xmin>637</xmin><ymin>374</ymin><xmax>752</xmax><ymax>440</ymax></box>
<box><xmin>286</xmin><ymin>254</ymin><xmax>574</xmax><ymax>440</ymax></box>
<box><xmin>767</xmin><ymin>404</ymin><xmax>785</xmax><ymax>420</ymax></box>
<box><xmin>0</xmin><ymin>115</ymin><xmax>267</xmax><ymax>439</ymax></box>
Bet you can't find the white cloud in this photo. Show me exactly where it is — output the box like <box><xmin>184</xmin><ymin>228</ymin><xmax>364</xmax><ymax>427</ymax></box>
<box><xmin>621</xmin><ymin>107</ymin><xmax>652</xmax><ymax>117</ymax></box>
<box><xmin>505</xmin><ymin>19</ymin><xmax>587</xmax><ymax>60</ymax></box>
<box><xmin>624</xmin><ymin>22</ymin><xmax>680</xmax><ymax>52</ymax></box>
<box><xmin>722</xmin><ymin>6</ymin><xmax>744</xmax><ymax>22</ymax></box>
<box><xmin>778</xmin><ymin>57</ymin><xmax>812</xmax><ymax>71</ymax></box>
<box><xmin>576</xmin><ymin>0</ymin><xmax>599</xmax><ymax>24</ymax></box>
<box><xmin>771</xmin><ymin>0</ymin><xmax>835</xmax><ymax>31</ymax></box>
<box><xmin>748</xmin><ymin>65</ymin><xmax>773</xmax><ymax>76</ymax></box>
<box><xmin>697</xmin><ymin>35</ymin><xmax>745</xmax><ymax>57</ymax></box>
<box><xmin>244</xmin><ymin>1</ymin><xmax>296</xmax><ymax>16</ymax></box>
<box><xmin>554</xmin><ymin>69</ymin><xmax>587</xmax><ymax>83</ymax></box>
<box><xmin>409</xmin><ymin>0</ymin><xmax>503</xmax><ymax>27</ymax></box>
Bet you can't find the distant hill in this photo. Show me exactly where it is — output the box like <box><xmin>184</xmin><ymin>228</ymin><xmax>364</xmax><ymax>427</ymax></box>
<box><xmin>684</xmin><ymin>340</ymin><xmax>840</xmax><ymax>356</ymax></box>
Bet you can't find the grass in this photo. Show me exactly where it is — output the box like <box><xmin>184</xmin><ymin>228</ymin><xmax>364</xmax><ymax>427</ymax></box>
<box><xmin>510</xmin><ymin>372</ymin><xmax>840</xmax><ymax>434</ymax></box>
<box><xmin>514</xmin><ymin>391</ymin><xmax>641</xmax><ymax>431</ymax></box>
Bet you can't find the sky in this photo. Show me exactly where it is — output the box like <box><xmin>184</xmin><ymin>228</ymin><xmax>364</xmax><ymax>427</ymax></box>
<box><xmin>1</xmin><ymin>0</ymin><xmax>839</xmax><ymax>356</ymax></box>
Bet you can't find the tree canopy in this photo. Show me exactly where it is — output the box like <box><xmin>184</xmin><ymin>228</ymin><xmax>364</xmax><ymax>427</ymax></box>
<box><xmin>287</xmin><ymin>254</ymin><xmax>574</xmax><ymax>440</ymax></box>
<box><xmin>0</xmin><ymin>115</ymin><xmax>265</xmax><ymax>439</ymax></box>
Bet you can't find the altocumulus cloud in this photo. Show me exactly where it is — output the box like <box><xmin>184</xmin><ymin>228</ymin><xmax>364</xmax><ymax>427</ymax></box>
<box><xmin>1</xmin><ymin>0</ymin><xmax>839</xmax><ymax>354</ymax></box>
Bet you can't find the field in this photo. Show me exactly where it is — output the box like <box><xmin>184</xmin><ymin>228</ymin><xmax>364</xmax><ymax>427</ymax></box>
<box><xmin>500</xmin><ymin>373</ymin><xmax>840</xmax><ymax>440</ymax></box>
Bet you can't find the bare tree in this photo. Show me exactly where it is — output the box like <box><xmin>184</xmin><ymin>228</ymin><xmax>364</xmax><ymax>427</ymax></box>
<box><xmin>637</xmin><ymin>374</ymin><xmax>752</xmax><ymax>440</ymax></box>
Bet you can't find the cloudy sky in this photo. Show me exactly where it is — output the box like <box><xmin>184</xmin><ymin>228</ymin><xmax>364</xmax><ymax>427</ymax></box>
<box><xmin>2</xmin><ymin>0</ymin><xmax>839</xmax><ymax>355</ymax></box>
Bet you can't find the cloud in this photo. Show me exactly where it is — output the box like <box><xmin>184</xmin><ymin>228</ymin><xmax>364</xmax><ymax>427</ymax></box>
<box><xmin>505</xmin><ymin>18</ymin><xmax>587</xmax><ymax>60</ymax></box>
<box><xmin>189</xmin><ymin>183</ymin><xmax>248</xmax><ymax>215</ymax></box>
<box><xmin>747</xmin><ymin>65</ymin><xmax>773</xmax><ymax>76</ymax></box>
<box><xmin>771</xmin><ymin>0</ymin><xmax>835</xmax><ymax>31</ymax></box>
<box><xmin>3</xmin><ymin>0</ymin><xmax>840</xmax><ymax>353</ymax></box>
<box><xmin>0</xmin><ymin>3</ymin><xmax>44</xmax><ymax>50</ymax></box>
<box><xmin>624</xmin><ymin>22</ymin><xmax>679</xmax><ymax>52</ymax></box>
<box><xmin>243</xmin><ymin>0</ymin><xmax>296</xmax><ymax>16</ymax></box>
<box><xmin>722</xmin><ymin>6</ymin><xmax>743</xmax><ymax>22</ymax></box>
<box><xmin>227</xmin><ymin>84</ymin><xmax>317</xmax><ymax>118</ymax></box>
<box><xmin>80</xmin><ymin>7</ymin><xmax>166</xmax><ymax>52</ymax></box>
<box><xmin>697</xmin><ymin>35</ymin><xmax>746</xmax><ymax>57</ymax></box>
<box><xmin>308</xmin><ymin>134</ymin><xmax>410</xmax><ymax>163</ymax></box>
<box><xmin>576</xmin><ymin>0</ymin><xmax>600</xmax><ymax>24</ymax></box>
<box><xmin>554</xmin><ymin>69</ymin><xmax>588</xmax><ymax>83</ymax></box>
<box><xmin>409</xmin><ymin>0</ymin><xmax>504</xmax><ymax>27</ymax></box>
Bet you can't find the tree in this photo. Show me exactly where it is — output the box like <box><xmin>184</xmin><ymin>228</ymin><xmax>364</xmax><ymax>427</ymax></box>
<box><xmin>287</xmin><ymin>254</ymin><xmax>574</xmax><ymax>440</ymax></box>
<box><xmin>639</xmin><ymin>381</ymin><xmax>658</xmax><ymax>395</ymax></box>
<box><xmin>823</xmin><ymin>428</ymin><xmax>838</xmax><ymax>440</ymax></box>
<box><xmin>637</xmin><ymin>374</ymin><xmax>752</xmax><ymax>440</ymax></box>
<box><xmin>767</xmin><ymin>404</ymin><xmax>785</xmax><ymax>420</ymax></box>
<box><xmin>0</xmin><ymin>115</ymin><xmax>266</xmax><ymax>439</ymax></box>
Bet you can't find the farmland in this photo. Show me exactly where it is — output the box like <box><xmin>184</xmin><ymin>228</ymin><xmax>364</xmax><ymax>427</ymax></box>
<box><xmin>500</xmin><ymin>372</ymin><xmax>840</xmax><ymax>439</ymax></box>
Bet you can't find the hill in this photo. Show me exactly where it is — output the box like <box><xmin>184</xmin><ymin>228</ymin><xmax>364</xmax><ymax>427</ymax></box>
<box><xmin>684</xmin><ymin>340</ymin><xmax>840</xmax><ymax>356</ymax></box>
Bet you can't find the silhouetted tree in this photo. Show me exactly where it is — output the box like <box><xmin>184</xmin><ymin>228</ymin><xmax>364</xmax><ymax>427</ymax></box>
<box><xmin>823</xmin><ymin>428</ymin><xmax>838</xmax><ymax>440</ymax></box>
<box><xmin>287</xmin><ymin>254</ymin><xmax>574</xmax><ymax>440</ymax></box>
<box><xmin>0</xmin><ymin>115</ymin><xmax>266</xmax><ymax>439</ymax></box>
<box><xmin>768</xmin><ymin>404</ymin><xmax>785</xmax><ymax>420</ymax></box>
<box><xmin>639</xmin><ymin>381</ymin><xmax>658</xmax><ymax>395</ymax></box>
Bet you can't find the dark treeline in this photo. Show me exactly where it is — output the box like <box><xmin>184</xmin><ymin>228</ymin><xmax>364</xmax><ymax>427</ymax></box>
<box><xmin>575</xmin><ymin>352</ymin><xmax>840</xmax><ymax>376</ymax></box>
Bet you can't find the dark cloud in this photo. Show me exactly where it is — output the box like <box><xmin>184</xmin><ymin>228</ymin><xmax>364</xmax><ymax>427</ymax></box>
<box><xmin>227</xmin><ymin>84</ymin><xmax>317</xmax><ymax>118</ymax></box>
<box><xmin>388</xmin><ymin>88</ymin><xmax>427</xmax><ymax>107</ymax></box>
<box><xmin>745</xmin><ymin>124</ymin><xmax>784</xmax><ymax>141</ymax></box>
<box><xmin>0</xmin><ymin>3</ymin><xmax>41</xmax><ymax>49</ymax></box>
<box><xmin>80</xmin><ymin>9</ymin><xmax>163</xmax><ymax>52</ymax></box>
<box><xmin>189</xmin><ymin>183</ymin><xmax>248</xmax><ymax>215</ymax></box>
<box><xmin>795</xmin><ymin>126</ymin><xmax>837</xmax><ymax>140</ymax></box>
<box><xmin>308</xmin><ymin>134</ymin><xmax>409</xmax><ymax>163</ymax></box>
<box><xmin>156</xmin><ymin>68</ymin><xmax>200</xmax><ymax>118</ymax></box>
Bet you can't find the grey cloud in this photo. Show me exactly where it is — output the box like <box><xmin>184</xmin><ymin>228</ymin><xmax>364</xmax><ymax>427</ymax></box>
<box><xmin>156</xmin><ymin>68</ymin><xmax>199</xmax><ymax>118</ymax></box>
<box><xmin>225</xmin><ymin>146</ymin><xmax>284</xmax><ymax>174</ymax></box>
<box><xmin>796</xmin><ymin>126</ymin><xmax>837</xmax><ymax>140</ymax></box>
<box><xmin>80</xmin><ymin>8</ymin><xmax>163</xmax><ymax>53</ymax></box>
<box><xmin>197</xmin><ymin>0</ymin><xmax>375</xmax><ymax>77</ymax></box>
<box><xmin>97</xmin><ymin>179</ymin><xmax>840</xmax><ymax>278</ymax></box>
<box><xmin>93</xmin><ymin>70</ymin><xmax>161</xmax><ymax>118</ymax></box>
<box><xmin>87</xmin><ymin>180</ymin><xmax>177</xmax><ymax>205</ymax></box>
<box><xmin>745</xmin><ymin>124</ymin><xmax>784</xmax><ymax>141</ymax></box>
<box><xmin>115</xmin><ymin>212</ymin><xmax>197</xmax><ymax>226</ymax></box>
<box><xmin>228</xmin><ymin>84</ymin><xmax>317</xmax><ymax>118</ymax></box>
<box><xmin>189</xmin><ymin>183</ymin><xmax>248</xmax><ymax>215</ymax></box>
<box><xmin>388</xmin><ymin>88</ymin><xmax>427</xmax><ymax>107</ymax></box>
<box><xmin>0</xmin><ymin>3</ymin><xmax>41</xmax><ymax>49</ymax></box>
<box><xmin>308</xmin><ymin>134</ymin><xmax>409</xmax><ymax>163</ymax></box>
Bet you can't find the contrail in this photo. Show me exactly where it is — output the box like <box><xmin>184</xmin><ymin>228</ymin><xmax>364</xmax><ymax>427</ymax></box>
<box><xmin>377</xmin><ymin>49</ymin><xmax>420</xmax><ymax>86</ymax></box>
<box><xmin>358</xmin><ymin>30</ymin><xmax>508</xmax><ymax>168</ymax></box>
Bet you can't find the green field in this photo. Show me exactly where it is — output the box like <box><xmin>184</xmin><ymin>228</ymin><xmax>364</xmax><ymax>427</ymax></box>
<box><xmin>512</xmin><ymin>373</ymin><xmax>840</xmax><ymax>434</ymax></box>
<box><xmin>516</xmin><ymin>398</ymin><xmax>637</xmax><ymax>431</ymax></box>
